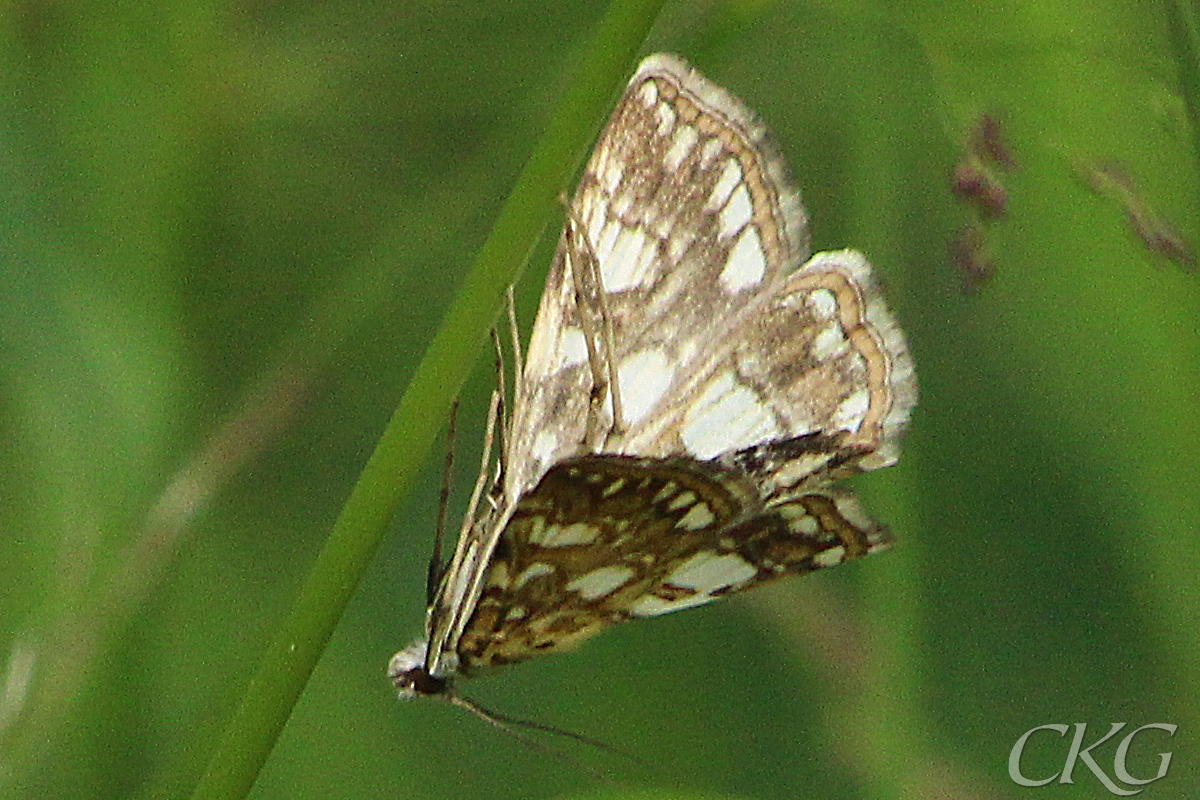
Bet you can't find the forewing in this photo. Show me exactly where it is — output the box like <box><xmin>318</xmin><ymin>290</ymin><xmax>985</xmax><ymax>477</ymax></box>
<box><xmin>508</xmin><ymin>55</ymin><xmax>914</xmax><ymax>499</ymax></box>
<box><xmin>507</xmin><ymin>53</ymin><xmax>812</xmax><ymax>497</ymax></box>
<box><xmin>455</xmin><ymin>453</ymin><xmax>890</xmax><ymax>674</ymax></box>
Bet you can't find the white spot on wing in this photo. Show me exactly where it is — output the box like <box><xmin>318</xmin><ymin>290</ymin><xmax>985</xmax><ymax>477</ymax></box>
<box><xmin>775</xmin><ymin>454</ymin><xmax>833</xmax><ymax>487</ymax></box>
<box><xmin>833</xmin><ymin>494</ymin><xmax>877</xmax><ymax>532</ymax></box>
<box><xmin>585</xmin><ymin>206</ymin><xmax>606</xmax><ymax>250</ymax></box>
<box><xmin>594</xmin><ymin>217</ymin><xmax>622</xmax><ymax>264</ymax></box>
<box><xmin>677</xmin><ymin>502</ymin><xmax>716</xmax><ymax>530</ymax></box>
<box><xmin>532</xmin><ymin>430</ymin><xmax>559</xmax><ymax>470</ymax></box>
<box><xmin>682</xmin><ymin>372</ymin><xmax>780</xmax><ymax>458</ymax></box>
<box><xmin>806</xmin><ymin>288</ymin><xmax>838</xmax><ymax>321</ymax></box>
<box><xmin>720</xmin><ymin>185</ymin><xmax>754</xmax><ymax>238</ymax></box>
<box><xmin>530</xmin><ymin>521</ymin><xmax>601</xmax><ymax>547</ymax></box>
<box><xmin>514</xmin><ymin>562</ymin><xmax>554</xmax><ymax>589</ymax></box>
<box><xmin>833</xmin><ymin>389</ymin><xmax>870</xmax><ymax>431</ymax></box>
<box><xmin>811</xmin><ymin>324</ymin><xmax>848</xmax><ymax>361</ymax></box>
<box><xmin>599</xmin><ymin>157</ymin><xmax>623</xmax><ymax>194</ymax></box>
<box><xmin>603</xmin><ymin>225</ymin><xmax>656</xmax><ymax>291</ymax></box>
<box><xmin>618</xmin><ymin>348</ymin><xmax>675</xmax><ymax>426</ymax></box>
<box><xmin>565</xmin><ymin>566</ymin><xmax>635</xmax><ymax>600</ymax></box>
<box><xmin>708</xmin><ymin>159</ymin><xmax>742</xmax><ymax>211</ymax></box>
<box><xmin>652</xmin><ymin>481</ymin><xmax>677</xmax><ymax>503</ymax></box>
<box><xmin>664</xmin><ymin>124</ymin><xmax>698</xmax><ymax>171</ymax></box>
<box><xmin>779</xmin><ymin>503</ymin><xmax>821</xmax><ymax>535</ymax></box>
<box><xmin>720</xmin><ymin>225</ymin><xmax>767</xmax><ymax>292</ymax></box>
<box><xmin>600</xmin><ymin>477</ymin><xmax>627</xmax><ymax>498</ymax></box>
<box><xmin>611</xmin><ymin>190</ymin><xmax>634</xmax><ymax>219</ymax></box>
<box><xmin>638</xmin><ymin>80</ymin><xmax>658</xmax><ymax>106</ymax></box>
<box><xmin>667</xmin><ymin>490</ymin><xmax>696</xmax><ymax>511</ymax></box>
<box><xmin>698</xmin><ymin>137</ymin><xmax>722</xmax><ymax>168</ymax></box>
<box><xmin>629</xmin><ymin>592</ymin><xmax>712</xmax><ymax>617</ymax></box>
<box><xmin>558</xmin><ymin>327</ymin><xmax>588</xmax><ymax>369</ymax></box>
<box><xmin>655</xmin><ymin>101</ymin><xmax>676</xmax><ymax>137</ymax></box>
<box><xmin>792</xmin><ymin>514</ymin><xmax>820</xmax><ymax>536</ymax></box>
<box><xmin>667</xmin><ymin>551</ymin><xmax>757</xmax><ymax>593</ymax></box>
<box><xmin>812</xmin><ymin>546</ymin><xmax>846</xmax><ymax>568</ymax></box>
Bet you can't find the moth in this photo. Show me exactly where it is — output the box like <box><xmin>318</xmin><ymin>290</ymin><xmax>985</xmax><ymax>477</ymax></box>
<box><xmin>390</xmin><ymin>53</ymin><xmax>916</xmax><ymax>705</ymax></box>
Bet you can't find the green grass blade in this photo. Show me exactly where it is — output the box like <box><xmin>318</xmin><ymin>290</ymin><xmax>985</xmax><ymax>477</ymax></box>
<box><xmin>187</xmin><ymin>2</ymin><xmax>667</xmax><ymax>798</ymax></box>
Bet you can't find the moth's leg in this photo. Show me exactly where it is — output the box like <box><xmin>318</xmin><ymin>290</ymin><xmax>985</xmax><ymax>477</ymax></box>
<box><xmin>499</xmin><ymin>286</ymin><xmax>524</xmax><ymax>481</ymax></box>
<box><xmin>561</xmin><ymin>216</ymin><xmax>609</xmax><ymax>448</ymax></box>
<box><xmin>506</xmin><ymin>286</ymin><xmax>523</xmax><ymax>400</ymax></box>
<box><xmin>562</xmin><ymin>205</ymin><xmax>625</xmax><ymax>449</ymax></box>
<box><xmin>592</xmin><ymin>266</ymin><xmax>625</xmax><ymax>452</ymax></box>
<box><xmin>488</xmin><ymin>327</ymin><xmax>509</xmax><ymax>508</ymax></box>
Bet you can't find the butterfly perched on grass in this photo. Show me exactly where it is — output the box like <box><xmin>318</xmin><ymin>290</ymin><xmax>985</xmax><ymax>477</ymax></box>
<box><xmin>389</xmin><ymin>53</ymin><xmax>916</xmax><ymax>707</ymax></box>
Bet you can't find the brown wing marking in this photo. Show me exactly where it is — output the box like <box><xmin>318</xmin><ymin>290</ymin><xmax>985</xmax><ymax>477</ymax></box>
<box><xmin>454</xmin><ymin>453</ymin><xmax>889</xmax><ymax>673</ymax></box>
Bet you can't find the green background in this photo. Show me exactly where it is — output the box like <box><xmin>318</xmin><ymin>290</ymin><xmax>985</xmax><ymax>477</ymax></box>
<box><xmin>2</xmin><ymin>1</ymin><xmax>1198</xmax><ymax>799</ymax></box>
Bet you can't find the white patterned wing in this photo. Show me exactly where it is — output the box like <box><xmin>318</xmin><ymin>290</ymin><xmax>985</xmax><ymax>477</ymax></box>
<box><xmin>619</xmin><ymin>248</ymin><xmax>916</xmax><ymax>496</ymax></box>
<box><xmin>507</xmin><ymin>54</ymin><xmax>913</xmax><ymax>500</ymax></box>
<box><xmin>508</xmin><ymin>54</ymin><xmax>808</xmax><ymax>495</ymax></box>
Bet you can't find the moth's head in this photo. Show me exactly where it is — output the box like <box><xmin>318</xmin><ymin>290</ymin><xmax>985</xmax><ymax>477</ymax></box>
<box><xmin>388</xmin><ymin>639</ymin><xmax>453</xmax><ymax>700</ymax></box>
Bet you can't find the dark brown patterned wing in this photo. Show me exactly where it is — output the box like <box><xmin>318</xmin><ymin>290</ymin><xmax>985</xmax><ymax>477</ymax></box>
<box><xmin>454</xmin><ymin>451</ymin><xmax>889</xmax><ymax>674</ymax></box>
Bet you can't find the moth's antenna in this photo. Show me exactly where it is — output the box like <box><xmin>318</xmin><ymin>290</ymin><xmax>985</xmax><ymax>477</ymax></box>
<box><xmin>426</xmin><ymin>401</ymin><xmax>458</xmax><ymax>605</ymax></box>
<box><xmin>457</xmin><ymin>695</ymin><xmax>646</xmax><ymax>765</ymax></box>
<box><xmin>447</xmin><ymin>693</ymin><xmax>640</xmax><ymax>787</ymax></box>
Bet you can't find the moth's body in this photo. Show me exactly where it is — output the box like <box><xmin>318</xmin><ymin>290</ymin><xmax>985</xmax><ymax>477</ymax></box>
<box><xmin>390</xmin><ymin>53</ymin><xmax>916</xmax><ymax>701</ymax></box>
